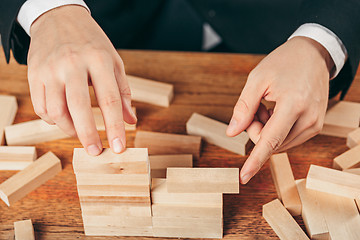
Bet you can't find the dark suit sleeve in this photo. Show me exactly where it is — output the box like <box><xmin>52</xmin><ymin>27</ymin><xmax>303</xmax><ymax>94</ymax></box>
<box><xmin>298</xmin><ymin>0</ymin><xmax>360</xmax><ymax>99</ymax></box>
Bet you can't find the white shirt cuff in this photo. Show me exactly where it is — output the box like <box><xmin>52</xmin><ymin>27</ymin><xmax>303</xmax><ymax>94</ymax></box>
<box><xmin>289</xmin><ymin>23</ymin><xmax>348</xmax><ymax>79</ymax></box>
<box><xmin>17</xmin><ymin>0</ymin><xmax>90</xmax><ymax>36</ymax></box>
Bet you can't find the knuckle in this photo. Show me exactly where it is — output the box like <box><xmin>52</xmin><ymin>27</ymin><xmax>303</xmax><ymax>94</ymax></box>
<box><xmin>312</xmin><ymin>121</ymin><xmax>323</xmax><ymax>135</ymax></box>
<box><xmin>105</xmin><ymin>121</ymin><xmax>124</xmax><ymax>132</ymax></box>
<box><xmin>98</xmin><ymin>94</ymin><xmax>122</xmax><ymax>108</ymax></box>
<box><xmin>120</xmin><ymin>85</ymin><xmax>131</xmax><ymax>97</ymax></box>
<box><xmin>263</xmin><ymin>136</ymin><xmax>282</xmax><ymax>151</ymax></box>
<box><xmin>47</xmin><ymin>106</ymin><xmax>66</xmax><ymax>121</ymax></box>
<box><xmin>34</xmin><ymin>105</ymin><xmax>47</xmax><ymax>118</ymax></box>
<box><xmin>89</xmin><ymin>49</ymin><xmax>112</xmax><ymax>63</ymax></box>
<box><xmin>234</xmin><ymin>98</ymin><xmax>250</xmax><ymax>114</ymax></box>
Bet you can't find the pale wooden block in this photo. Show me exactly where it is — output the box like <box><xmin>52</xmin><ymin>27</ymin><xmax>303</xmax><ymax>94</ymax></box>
<box><xmin>0</xmin><ymin>146</ymin><xmax>37</xmax><ymax>170</ymax></box>
<box><xmin>72</xmin><ymin>148</ymin><xmax>149</xmax><ymax>174</ymax></box>
<box><xmin>0</xmin><ymin>95</ymin><xmax>18</xmax><ymax>145</ymax></box>
<box><xmin>150</xmin><ymin>154</ymin><xmax>192</xmax><ymax>178</ymax></box>
<box><xmin>5</xmin><ymin>119</ymin><xmax>69</xmax><ymax>145</ymax></box>
<box><xmin>77</xmin><ymin>185</ymin><xmax>150</xmax><ymax>197</ymax></box>
<box><xmin>343</xmin><ymin>168</ymin><xmax>360</xmax><ymax>175</ymax></box>
<box><xmin>320</xmin><ymin>101</ymin><xmax>360</xmax><ymax>138</ymax></box>
<box><xmin>84</xmin><ymin>225</ymin><xmax>153</xmax><ymax>236</ymax></box>
<box><xmin>295</xmin><ymin>179</ymin><xmax>329</xmax><ymax>240</ymax></box>
<box><xmin>80</xmin><ymin>203</ymin><xmax>152</xmax><ymax>217</ymax></box>
<box><xmin>153</xmin><ymin>226</ymin><xmax>222</xmax><ymax>239</ymax></box>
<box><xmin>347</xmin><ymin>128</ymin><xmax>360</xmax><ymax>148</ymax></box>
<box><xmin>127</xmin><ymin>75</ymin><xmax>174</xmax><ymax>107</ymax></box>
<box><xmin>166</xmin><ymin>168</ymin><xmax>239</xmax><ymax>193</ymax></box>
<box><xmin>333</xmin><ymin>145</ymin><xmax>360</xmax><ymax>170</ymax></box>
<box><xmin>0</xmin><ymin>152</ymin><xmax>62</xmax><ymax>206</ymax></box>
<box><xmin>186</xmin><ymin>112</ymin><xmax>251</xmax><ymax>155</ymax></box>
<box><xmin>79</xmin><ymin>195</ymin><xmax>151</xmax><ymax>205</ymax></box>
<box><xmin>92</xmin><ymin>107</ymin><xmax>136</xmax><ymax>131</ymax></box>
<box><xmin>152</xmin><ymin>216</ymin><xmax>222</xmax><ymax>229</ymax></box>
<box><xmin>134</xmin><ymin>131</ymin><xmax>201</xmax><ymax>159</ymax></box>
<box><xmin>306</xmin><ymin>164</ymin><xmax>360</xmax><ymax>199</ymax></box>
<box><xmin>151</xmin><ymin>178</ymin><xmax>222</xmax><ymax>206</ymax></box>
<box><xmin>75</xmin><ymin>173</ymin><xmax>150</xmax><ymax>186</ymax></box>
<box><xmin>152</xmin><ymin>203</ymin><xmax>222</xmax><ymax>218</ymax></box>
<box><xmin>14</xmin><ymin>219</ymin><xmax>35</xmax><ymax>240</ymax></box>
<box><xmin>269</xmin><ymin>153</ymin><xmax>301</xmax><ymax>216</ymax></box>
<box><xmin>83</xmin><ymin>215</ymin><xmax>152</xmax><ymax>228</ymax></box>
<box><xmin>262</xmin><ymin>199</ymin><xmax>309</xmax><ymax>240</ymax></box>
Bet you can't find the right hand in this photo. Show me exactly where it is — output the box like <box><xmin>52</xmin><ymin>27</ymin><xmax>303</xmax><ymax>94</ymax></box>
<box><xmin>28</xmin><ymin>5</ymin><xmax>137</xmax><ymax>155</ymax></box>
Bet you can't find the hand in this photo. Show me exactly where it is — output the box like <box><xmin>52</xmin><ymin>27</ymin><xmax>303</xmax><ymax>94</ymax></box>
<box><xmin>28</xmin><ymin>5</ymin><xmax>137</xmax><ymax>155</ymax></box>
<box><xmin>226</xmin><ymin>36</ymin><xmax>333</xmax><ymax>184</ymax></box>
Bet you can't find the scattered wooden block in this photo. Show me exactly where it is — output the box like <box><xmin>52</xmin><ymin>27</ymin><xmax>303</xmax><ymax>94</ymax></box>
<box><xmin>153</xmin><ymin>226</ymin><xmax>222</xmax><ymax>239</ymax></box>
<box><xmin>0</xmin><ymin>95</ymin><xmax>18</xmax><ymax>145</ymax></box>
<box><xmin>152</xmin><ymin>203</ymin><xmax>222</xmax><ymax>218</ymax></box>
<box><xmin>14</xmin><ymin>219</ymin><xmax>35</xmax><ymax>240</ymax></box>
<box><xmin>134</xmin><ymin>131</ymin><xmax>201</xmax><ymax>159</ymax></box>
<box><xmin>92</xmin><ymin>107</ymin><xmax>136</xmax><ymax>131</ymax></box>
<box><xmin>262</xmin><ymin>199</ymin><xmax>309</xmax><ymax>240</ymax></box>
<box><xmin>5</xmin><ymin>119</ymin><xmax>69</xmax><ymax>145</ymax></box>
<box><xmin>149</xmin><ymin>154</ymin><xmax>193</xmax><ymax>178</ymax></box>
<box><xmin>306</xmin><ymin>164</ymin><xmax>360</xmax><ymax>199</ymax></box>
<box><xmin>0</xmin><ymin>146</ymin><xmax>37</xmax><ymax>170</ymax></box>
<box><xmin>186</xmin><ymin>113</ymin><xmax>251</xmax><ymax>155</ymax></box>
<box><xmin>127</xmin><ymin>75</ymin><xmax>174</xmax><ymax>107</ymax></box>
<box><xmin>320</xmin><ymin>101</ymin><xmax>360</xmax><ymax>138</ymax></box>
<box><xmin>84</xmin><ymin>225</ymin><xmax>153</xmax><ymax>237</ymax></box>
<box><xmin>166</xmin><ymin>168</ymin><xmax>239</xmax><ymax>194</ymax></box>
<box><xmin>295</xmin><ymin>179</ymin><xmax>329</xmax><ymax>240</ymax></box>
<box><xmin>347</xmin><ymin>128</ymin><xmax>360</xmax><ymax>148</ymax></box>
<box><xmin>343</xmin><ymin>168</ymin><xmax>360</xmax><ymax>175</ymax></box>
<box><xmin>333</xmin><ymin>145</ymin><xmax>360</xmax><ymax>170</ymax></box>
<box><xmin>269</xmin><ymin>153</ymin><xmax>301</xmax><ymax>216</ymax></box>
<box><xmin>0</xmin><ymin>152</ymin><xmax>62</xmax><ymax>206</ymax></box>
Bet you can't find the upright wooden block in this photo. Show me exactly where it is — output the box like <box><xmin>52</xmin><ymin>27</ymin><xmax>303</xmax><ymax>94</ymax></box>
<box><xmin>306</xmin><ymin>164</ymin><xmax>360</xmax><ymax>199</ymax></box>
<box><xmin>127</xmin><ymin>75</ymin><xmax>174</xmax><ymax>107</ymax></box>
<box><xmin>0</xmin><ymin>146</ymin><xmax>37</xmax><ymax>170</ymax></box>
<box><xmin>347</xmin><ymin>128</ymin><xmax>360</xmax><ymax>148</ymax></box>
<box><xmin>149</xmin><ymin>154</ymin><xmax>193</xmax><ymax>178</ymax></box>
<box><xmin>166</xmin><ymin>168</ymin><xmax>239</xmax><ymax>194</ymax></box>
<box><xmin>0</xmin><ymin>95</ymin><xmax>18</xmax><ymax>145</ymax></box>
<box><xmin>262</xmin><ymin>199</ymin><xmax>309</xmax><ymax>240</ymax></box>
<box><xmin>92</xmin><ymin>107</ymin><xmax>136</xmax><ymax>131</ymax></box>
<box><xmin>269</xmin><ymin>153</ymin><xmax>301</xmax><ymax>216</ymax></box>
<box><xmin>320</xmin><ymin>101</ymin><xmax>360</xmax><ymax>138</ymax></box>
<box><xmin>295</xmin><ymin>179</ymin><xmax>329</xmax><ymax>240</ymax></box>
<box><xmin>5</xmin><ymin>119</ymin><xmax>69</xmax><ymax>145</ymax></box>
<box><xmin>333</xmin><ymin>145</ymin><xmax>360</xmax><ymax>170</ymax></box>
<box><xmin>0</xmin><ymin>152</ymin><xmax>62</xmax><ymax>206</ymax></box>
<box><xmin>14</xmin><ymin>219</ymin><xmax>35</xmax><ymax>240</ymax></box>
<box><xmin>186</xmin><ymin>113</ymin><xmax>251</xmax><ymax>155</ymax></box>
<box><xmin>134</xmin><ymin>131</ymin><xmax>201</xmax><ymax>159</ymax></box>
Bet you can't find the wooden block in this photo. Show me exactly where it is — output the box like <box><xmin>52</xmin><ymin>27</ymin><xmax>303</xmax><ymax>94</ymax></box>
<box><xmin>306</xmin><ymin>164</ymin><xmax>360</xmax><ymax>199</ymax></box>
<box><xmin>151</xmin><ymin>178</ymin><xmax>222</xmax><ymax>205</ymax></box>
<box><xmin>134</xmin><ymin>131</ymin><xmax>201</xmax><ymax>159</ymax></box>
<box><xmin>333</xmin><ymin>145</ymin><xmax>360</xmax><ymax>170</ymax></box>
<box><xmin>0</xmin><ymin>95</ymin><xmax>18</xmax><ymax>145</ymax></box>
<box><xmin>152</xmin><ymin>203</ymin><xmax>222</xmax><ymax>218</ymax></box>
<box><xmin>5</xmin><ymin>119</ymin><xmax>69</xmax><ymax>145</ymax></box>
<box><xmin>186</xmin><ymin>112</ymin><xmax>251</xmax><ymax>155</ymax></box>
<box><xmin>262</xmin><ymin>199</ymin><xmax>309</xmax><ymax>240</ymax></box>
<box><xmin>320</xmin><ymin>101</ymin><xmax>360</xmax><ymax>138</ymax></box>
<box><xmin>295</xmin><ymin>179</ymin><xmax>329</xmax><ymax>240</ymax></box>
<box><xmin>269</xmin><ymin>153</ymin><xmax>301</xmax><ymax>216</ymax></box>
<box><xmin>80</xmin><ymin>203</ymin><xmax>152</xmax><ymax>217</ymax></box>
<box><xmin>166</xmin><ymin>168</ymin><xmax>239</xmax><ymax>193</ymax></box>
<box><xmin>14</xmin><ymin>219</ymin><xmax>35</xmax><ymax>240</ymax></box>
<box><xmin>152</xmin><ymin>217</ymin><xmax>222</xmax><ymax>229</ymax></box>
<box><xmin>127</xmin><ymin>75</ymin><xmax>174</xmax><ymax>107</ymax></box>
<box><xmin>347</xmin><ymin>128</ymin><xmax>360</xmax><ymax>148</ymax></box>
<box><xmin>83</xmin><ymin>215</ymin><xmax>152</xmax><ymax>228</ymax></box>
<box><xmin>0</xmin><ymin>146</ymin><xmax>37</xmax><ymax>170</ymax></box>
<box><xmin>149</xmin><ymin>154</ymin><xmax>193</xmax><ymax>178</ymax></box>
<box><xmin>343</xmin><ymin>168</ymin><xmax>360</xmax><ymax>175</ymax></box>
<box><xmin>0</xmin><ymin>152</ymin><xmax>62</xmax><ymax>206</ymax></box>
<box><xmin>84</xmin><ymin>225</ymin><xmax>153</xmax><ymax>236</ymax></box>
<box><xmin>92</xmin><ymin>107</ymin><xmax>136</xmax><ymax>131</ymax></box>
<box><xmin>79</xmin><ymin>195</ymin><xmax>151</xmax><ymax>205</ymax></box>
<box><xmin>73</xmin><ymin>148</ymin><xmax>149</xmax><ymax>174</ymax></box>
<box><xmin>153</xmin><ymin>226</ymin><xmax>222</xmax><ymax>239</ymax></box>
<box><xmin>75</xmin><ymin>173</ymin><xmax>150</xmax><ymax>186</ymax></box>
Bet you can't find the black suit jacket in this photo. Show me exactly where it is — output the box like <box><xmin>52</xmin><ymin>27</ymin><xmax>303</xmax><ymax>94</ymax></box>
<box><xmin>1</xmin><ymin>0</ymin><xmax>359</xmax><ymax>99</ymax></box>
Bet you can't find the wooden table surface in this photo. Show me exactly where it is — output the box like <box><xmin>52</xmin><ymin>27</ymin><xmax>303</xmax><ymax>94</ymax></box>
<box><xmin>0</xmin><ymin>48</ymin><xmax>359</xmax><ymax>240</ymax></box>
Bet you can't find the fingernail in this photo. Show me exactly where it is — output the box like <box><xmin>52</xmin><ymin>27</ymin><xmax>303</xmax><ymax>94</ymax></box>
<box><xmin>87</xmin><ymin>144</ymin><xmax>101</xmax><ymax>156</ymax></box>
<box><xmin>241</xmin><ymin>173</ymin><xmax>252</xmax><ymax>184</ymax></box>
<box><xmin>112</xmin><ymin>138</ymin><xmax>124</xmax><ymax>153</ymax></box>
<box><xmin>227</xmin><ymin>118</ymin><xmax>238</xmax><ymax>135</ymax></box>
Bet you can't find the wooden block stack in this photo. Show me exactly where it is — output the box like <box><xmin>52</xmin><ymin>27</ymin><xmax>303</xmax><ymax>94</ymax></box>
<box><xmin>72</xmin><ymin>148</ymin><xmax>153</xmax><ymax>237</ymax></box>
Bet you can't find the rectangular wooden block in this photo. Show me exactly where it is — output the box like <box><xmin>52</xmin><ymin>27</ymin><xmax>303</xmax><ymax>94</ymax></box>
<box><xmin>306</xmin><ymin>164</ymin><xmax>360</xmax><ymax>199</ymax></box>
<box><xmin>152</xmin><ymin>203</ymin><xmax>222</xmax><ymax>218</ymax></box>
<box><xmin>166</xmin><ymin>168</ymin><xmax>239</xmax><ymax>193</ymax></box>
<box><xmin>92</xmin><ymin>107</ymin><xmax>136</xmax><ymax>131</ymax></box>
<box><xmin>343</xmin><ymin>168</ymin><xmax>360</xmax><ymax>175</ymax></box>
<box><xmin>186</xmin><ymin>113</ymin><xmax>251</xmax><ymax>155</ymax></box>
<box><xmin>14</xmin><ymin>219</ymin><xmax>35</xmax><ymax>240</ymax></box>
<box><xmin>320</xmin><ymin>101</ymin><xmax>360</xmax><ymax>138</ymax></box>
<box><xmin>262</xmin><ymin>199</ymin><xmax>309</xmax><ymax>240</ymax></box>
<box><xmin>134</xmin><ymin>131</ymin><xmax>201</xmax><ymax>159</ymax></box>
<box><xmin>333</xmin><ymin>145</ymin><xmax>360</xmax><ymax>170</ymax></box>
<box><xmin>127</xmin><ymin>75</ymin><xmax>174</xmax><ymax>107</ymax></box>
<box><xmin>0</xmin><ymin>95</ymin><xmax>18</xmax><ymax>145</ymax></box>
<box><xmin>0</xmin><ymin>152</ymin><xmax>62</xmax><ymax>206</ymax></box>
<box><xmin>347</xmin><ymin>128</ymin><xmax>360</xmax><ymax>148</ymax></box>
<box><xmin>152</xmin><ymin>217</ymin><xmax>222</xmax><ymax>229</ymax></box>
<box><xmin>83</xmin><ymin>215</ymin><xmax>152</xmax><ymax>228</ymax></box>
<box><xmin>79</xmin><ymin>195</ymin><xmax>151</xmax><ymax>205</ymax></box>
<box><xmin>0</xmin><ymin>146</ymin><xmax>37</xmax><ymax>170</ymax></box>
<box><xmin>150</xmin><ymin>154</ymin><xmax>193</xmax><ymax>178</ymax></box>
<box><xmin>153</xmin><ymin>226</ymin><xmax>222</xmax><ymax>239</ymax></box>
<box><xmin>295</xmin><ymin>179</ymin><xmax>329</xmax><ymax>240</ymax></box>
<box><xmin>5</xmin><ymin>119</ymin><xmax>69</xmax><ymax>145</ymax></box>
<box><xmin>80</xmin><ymin>202</ymin><xmax>152</xmax><ymax>217</ymax></box>
<box><xmin>84</xmin><ymin>225</ymin><xmax>153</xmax><ymax>237</ymax></box>
<box><xmin>269</xmin><ymin>153</ymin><xmax>301</xmax><ymax>216</ymax></box>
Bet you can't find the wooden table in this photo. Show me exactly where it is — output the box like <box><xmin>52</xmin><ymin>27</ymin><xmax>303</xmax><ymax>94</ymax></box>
<box><xmin>0</xmin><ymin>49</ymin><xmax>359</xmax><ymax>240</ymax></box>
